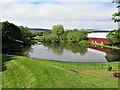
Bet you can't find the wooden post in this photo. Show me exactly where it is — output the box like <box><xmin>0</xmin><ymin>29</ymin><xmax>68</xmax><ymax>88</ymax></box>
<box><xmin>102</xmin><ymin>64</ymin><xmax>103</xmax><ymax>69</ymax></box>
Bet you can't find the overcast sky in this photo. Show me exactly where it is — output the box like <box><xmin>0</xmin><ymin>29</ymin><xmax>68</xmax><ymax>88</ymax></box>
<box><xmin>0</xmin><ymin>0</ymin><xmax>118</xmax><ymax>30</ymax></box>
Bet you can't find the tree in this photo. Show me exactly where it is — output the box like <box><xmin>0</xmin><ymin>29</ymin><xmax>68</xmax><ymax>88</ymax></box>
<box><xmin>52</xmin><ymin>24</ymin><xmax>64</xmax><ymax>35</ymax></box>
<box><xmin>61</xmin><ymin>30</ymin><xmax>69</xmax><ymax>42</ymax></box>
<box><xmin>18</xmin><ymin>26</ymin><xmax>34</xmax><ymax>45</ymax></box>
<box><xmin>50</xmin><ymin>34</ymin><xmax>59</xmax><ymax>43</ymax></box>
<box><xmin>2</xmin><ymin>21</ymin><xmax>22</xmax><ymax>43</ymax></box>
<box><xmin>112</xmin><ymin>0</ymin><xmax>120</xmax><ymax>22</ymax></box>
<box><xmin>112</xmin><ymin>11</ymin><xmax>120</xmax><ymax>22</ymax></box>
<box><xmin>2</xmin><ymin>21</ymin><xmax>34</xmax><ymax>51</ymax></box>
<box><xmin>107</xmin><ymin>29</ymin><xmax>120</xmax><ymax>45</ymax></box>
<box><xmin>107</xmin><ymin>0</ymin><xmax>120</xmax><ymax>45</ymax></box>
<box><xmin>66</xmin><ymin>29</ymin><xmax>88</xmax><ymax>43</ymax></box>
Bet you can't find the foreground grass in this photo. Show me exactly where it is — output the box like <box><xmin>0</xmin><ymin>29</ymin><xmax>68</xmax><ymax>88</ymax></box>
<box><xmin>1</xmin><ymin>55</ymin><xmax>119</xmax><ymax>88</ymax></box>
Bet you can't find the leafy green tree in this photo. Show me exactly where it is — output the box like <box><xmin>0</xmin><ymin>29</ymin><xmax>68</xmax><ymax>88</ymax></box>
<box><xmin>112</xmin><ymin>0</ymin><xmax>120</xmax><ymax>22</ymax></box>
<box><xmin>107</xmin><ymin>29</ymin><xmax>120</xmax><ymax>45</ymax></box>
<box><xmin>66</xmin><ymin>29</ymin><xmax>76</xmax><ymax>43</ymax></box>
<box><xmin>61</xmin><ymin>30</ymin><xmax>69</xmax><ymax>42</ymax></box>
<box><xmin>107</xmin><ymin>0</ymin><xmax>120</xmax><ymax>45</ymax></box>
<box><xmin>18</xmin><ymin>26</ymin><xmax>31</xmax><ymax>38</ymax></box>
<box><xmin>52</xmin><ymin>24</ymin><xmax>64</xmax><ymax>35</ymax></box>
<box><xmin>2</xmin><ymin>21</ymin><xmax>22</xmax><ymax>43</ymax></box>
<box><xmin>78</xmin><ymin>40</ymin><xmax>91</xmax><ymax>46</ymax></box>
<box><xmin>18</xmin><ymin>26</ymin><xmax>33</xmax><ymax>45</ymax></box>
<box><xmin>112</xmin><ymin>11</ymin><xmax>120</xmax><ymax>22</ymax></box>
<box><xmin>40</xmin><ymin>34</ymin><xmax>59</xmax><ymax>43</ymax></box>
<box><xmin>50</xmin><ymin>34</ymin><xmax>59</xmax><ymax>43</ymax></box>
<box><xmin>2</xmin><ymin>21</ymin><xmax>35</xmax><ymax>52</ymax></box>
<box><xmin>66</xmin><ymin>29</ymin><xmax>88</xmax><ymax>43</ymax></box>
<box><xmin>39</xmin><ymin>26</ymin><xmax>88</xmax><ymax>44</ymax></box>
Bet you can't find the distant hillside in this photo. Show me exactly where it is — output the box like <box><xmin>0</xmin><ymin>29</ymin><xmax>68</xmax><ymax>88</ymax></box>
<box><xmin>29</xmin><ymin>28</ymin><xmax>110</xmax><ymax>33</ymax></box>
<box><xmin>86</xmin><ymin>29</ymin><xmax>110</xmax><ymax>32</ymax></box>
<box><xmin>29</xmin><ymin>28</ymin><xmax>52</xmax><ymax>32</ymax></box>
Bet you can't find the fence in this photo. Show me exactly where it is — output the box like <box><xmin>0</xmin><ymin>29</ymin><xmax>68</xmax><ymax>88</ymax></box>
<box><xmin>49</xmin><ymin>60</ymin><xmax>118</xmax><ymax>70</ymax></box>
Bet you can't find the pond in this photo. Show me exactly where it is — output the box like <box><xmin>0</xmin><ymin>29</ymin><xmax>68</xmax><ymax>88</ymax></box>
<box><xmin>5</xmin><ymin>43</ymin><xmax>120</xmax><ymax>62</ymax></box>
<box><xmin>11</xmin><ymin>42</ymin><xmax>120</xmax><ymax>63</ymax></box>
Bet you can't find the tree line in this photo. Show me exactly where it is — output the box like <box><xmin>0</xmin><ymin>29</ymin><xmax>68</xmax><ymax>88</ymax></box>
<box><xmin>39</xmin><ymin>24</ymin><xmax>90</xmax><ymax>46</ymax></box>
<box><xmin>106</xmin><ymin>0</ymin><xmax>120</xmax><ymax>46</ymax></box>
<box><xmin>1</xmin><ymin>21</ymin><xmax>41</xmax><ymax>52</ymax></box>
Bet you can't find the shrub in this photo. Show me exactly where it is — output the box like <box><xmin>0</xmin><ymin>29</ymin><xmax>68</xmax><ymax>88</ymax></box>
<box><xmin>78</xmin><ymin>40</ymin><xmax>91</xmax><ymax>46</ymax></box>
<box><xmin>108</xmin><ymin>67</ymin><xmax>112</xmax><ymax>71</ymax></box>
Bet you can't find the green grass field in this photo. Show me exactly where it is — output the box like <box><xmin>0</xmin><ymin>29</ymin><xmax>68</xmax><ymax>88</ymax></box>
<box><xmin>1</xmin><ymin>54</ymin><xmax>119</xmax><ymax>88</ymax></box>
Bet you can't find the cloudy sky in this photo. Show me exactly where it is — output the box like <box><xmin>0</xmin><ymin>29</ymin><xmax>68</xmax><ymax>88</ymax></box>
<box><xmin>0</xmin><ymin>0</ymin><xmax>118</xmax><ymax>30</ymax></box>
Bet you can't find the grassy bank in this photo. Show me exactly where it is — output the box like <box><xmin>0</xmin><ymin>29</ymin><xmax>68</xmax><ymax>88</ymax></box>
<box><xmin>92</xmin><ymin>43</ymin><xmax>120</xmax><ymax>50</ymax></box>
<box><xmin>1</xmin><ymin>55</ymin><xmax>119</xmax><ymax>88</ymax></box>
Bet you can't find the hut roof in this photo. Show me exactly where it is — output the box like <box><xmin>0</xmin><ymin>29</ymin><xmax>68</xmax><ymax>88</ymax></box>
<box><xmin>88</xmin><ymin>32</ymin><xmax>108</xmax><ymax>38</ymax></box>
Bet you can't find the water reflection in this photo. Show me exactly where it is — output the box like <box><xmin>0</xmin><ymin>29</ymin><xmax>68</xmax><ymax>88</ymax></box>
<box><xmin>42</xmin><ymin>43</ymin><xmax>64</xmax><ymax>55</ymax></box>
<box><xmin>65</xmin><ymin>43</ymin><xmax>88</xmax><ymax>55</ymax></box>
<box><xmin>3</xmin><ymin>42</ymin><xmax>120</xmax><ymax>62</ymax></box>
<box><xmin>40</xmin><ymin>43</ymin><xmax>120</xmax><ymax>62</ymax></box>
<box><xmin>105</xmin><ymin>50</ymin><xmax>120</xmax><ymax>62</ymax></box>
<box><xmin>3</xmin><ymin>45</ymin><xmax>32</xmax><ymax>56</ymax></box>
<box><xmin>88</xmin><ymin>45</ymin><xmax>120</xmax><ymax>62</ymax></box>
<box><xmin>42</xmin><ymin>43</ymin><xmax>88</xmax><ymax>55</ymax></box>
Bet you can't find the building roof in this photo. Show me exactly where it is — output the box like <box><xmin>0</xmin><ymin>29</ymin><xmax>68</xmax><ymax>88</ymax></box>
<box><xmin>88</xmin><ymin>32</ymin><xmax>108</xmax><ymax>38</ymax></box>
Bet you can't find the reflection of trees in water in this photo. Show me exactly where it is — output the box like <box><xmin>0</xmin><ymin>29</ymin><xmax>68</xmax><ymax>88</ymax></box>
<box><xmin>105</xmin><ymin>50</ymin><xmax>120</xmax><ymax>62</ymax></box>
<box><xmin>14</xmin><ymin>46</ymin><xmax>32</xmax><ymax>57</ymax></box>
<box><xmin>42</xmin><ymin>43</ymin><xmax>64</xmax><ymax>55</ymax></box>
<box><xmin>42</xmin><ymin>43</ymin><xmax>87</xmax><ymax>55</ymax></box>
<box><xmin>4</xmin><ymin>45</ymin><xmax>32</xmax><ymax>56</ymax></box>
<box><xmin>65</xmin><ymin>43</ymin><xmax>87</xmax><ymax>55</ymax></box>
<box><xmin>2</xmin><ymin>42</ymin><xmax>22</xmax><ymax>54</ymax></box>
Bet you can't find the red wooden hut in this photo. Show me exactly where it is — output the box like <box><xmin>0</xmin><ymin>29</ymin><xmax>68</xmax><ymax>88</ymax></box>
<box><xmin>88</xmin><ymin>32</ymin><xmax>111</xmax><ymax>44</ymax></box>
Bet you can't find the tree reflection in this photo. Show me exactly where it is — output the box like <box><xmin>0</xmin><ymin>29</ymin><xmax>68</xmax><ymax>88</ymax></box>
<box><xmin>105</xmin><ymin>50</ymin><xmax>120</xmax><ymax>62</ymax></box>
<box><xmin>42</xmin><ymin>43</ymin><xmax>87</xmax><ymax>55</ymax></box>
<box><xmin>12</xmin><ymin>46</ymin><xmax>32</xmax><ymax>56</ymax></box>
<box><xmin>42</xmin><ymin>43</ymin><xmax>64</xmax><ymax>55</ymax></box>
<box><xmin>64</xmin><ymin>43</ymin><xmax>87</xmax><ymax>55</ymax></box>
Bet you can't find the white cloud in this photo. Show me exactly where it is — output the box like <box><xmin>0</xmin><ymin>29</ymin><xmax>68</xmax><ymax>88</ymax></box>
<box><xmin>57</xmin><ymin>0</ymin><xmax>112</xmax><ymax>2</ymax></box>
<box><xmin>0</xmin><ymin>2</ymin><xmax>118</xmax><ymax>29</ymax></box>
<box><xmin>0</xmin><ymin>0</ymin><xmax>113</xmax><ymax>2</ymax></box>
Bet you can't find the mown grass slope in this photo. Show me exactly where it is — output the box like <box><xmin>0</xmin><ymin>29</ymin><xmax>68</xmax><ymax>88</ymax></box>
<box><xmin>1</xmin><ymin>55</ymin><xmax>119</xmax><ymax>88</ymax></box>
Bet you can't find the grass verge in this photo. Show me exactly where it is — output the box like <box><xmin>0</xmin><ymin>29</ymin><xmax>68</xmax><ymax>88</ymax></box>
<box><xmin>1</xmin><ymin>54</ymin><xmax>119</xmax><ymax>88</ymax></box>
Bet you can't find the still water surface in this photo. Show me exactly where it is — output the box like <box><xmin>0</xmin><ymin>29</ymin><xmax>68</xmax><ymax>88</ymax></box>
<box><xmin>21</xmin><ymin>43</ymin><xmax>120</xmax><ymax>62</ymax></box>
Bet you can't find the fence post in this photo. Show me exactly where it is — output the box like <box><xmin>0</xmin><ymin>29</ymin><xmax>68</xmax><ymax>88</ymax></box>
<box><xmin>102</xmin><ymin>64</ymin><xmax>103</xmax><ymax>69</ymax></box>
